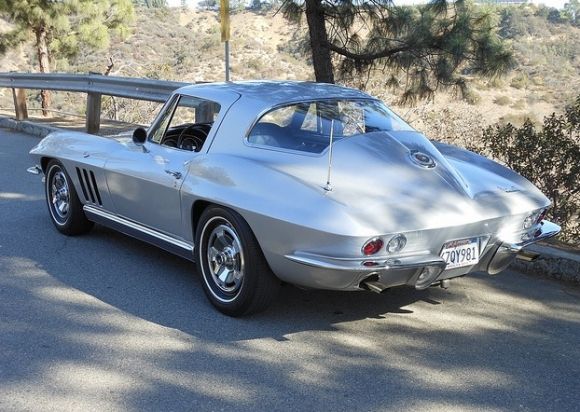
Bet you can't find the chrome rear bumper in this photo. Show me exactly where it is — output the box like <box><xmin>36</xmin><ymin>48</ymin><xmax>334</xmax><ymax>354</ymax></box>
<box><xmin>488</xmin><ymin>220</ymin><xmax>560</xmax><ymax>275</ymax></box>
<box><xmin>504</xmin><ymin>220</ymin><xmax>561</xmax><ymax>252</ymax></box>
<box><xmin>283</xmin><ymin>220</ymin><xmax>561</xmax><ymax>290</ymax></box>
<box><xmin>285</xmin><ymin>252</ymin><xmax>447</xmax><ymax>290</ymax></box>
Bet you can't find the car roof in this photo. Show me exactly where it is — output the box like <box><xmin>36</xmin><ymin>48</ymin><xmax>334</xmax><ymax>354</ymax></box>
<box><xmin>176</xmin><ymin>80</ymin><xmax>374</xmax><ymax>107</ymax></box>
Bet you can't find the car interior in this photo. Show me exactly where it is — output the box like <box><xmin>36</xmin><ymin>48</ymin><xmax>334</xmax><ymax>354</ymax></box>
<box><xmin>248</xmin><ymin>102</ymin><xmax>349</xmax><ymax>154</ymax></box>
<box><xmin>161</xmin><ymin>122</ymin><xmax>213</xmax><ymax>152</ymax></box>
<box><xmin>248</xmin><ymin>122</ymin><xmax>332</xmax><ymax>153</ymax></box>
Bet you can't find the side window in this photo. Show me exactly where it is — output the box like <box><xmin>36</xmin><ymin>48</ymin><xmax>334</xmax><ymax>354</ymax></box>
<box><xmin>259</xmin><ymin>105</ymin><xmax>295</xmax><ymax>127</ymax></box>
<box><xmin>150</xmin><ymin>96</ymin><xmax>179</xmax><ymax>144</ymax></box>
<box><xmin>149</xmin><ymin>95</ymin><xmax>221</xmax><ymax>152</ymax></box>
<box><xmin>247</xmin><ymin>99</ymin><xmax>413</xmax><ymax>154</ymax></box>
<box><xmin>301</xmin><ymin>103</ymin><xmax>318</xmax><ymax>132</ymax></box>
<box><xmin>338</xmin><ymin>101</ymin><xmax>365</xmax><ymax>136</ymax></box>
<box><xmin>247</xmin><ymin>102</ymin><xmax>335</xmax><ymax>154</ymax></box>
<box><xmin>171</xmin><ymin>102</ymin><xmax>197</xmax><ymax>127</ymax></box>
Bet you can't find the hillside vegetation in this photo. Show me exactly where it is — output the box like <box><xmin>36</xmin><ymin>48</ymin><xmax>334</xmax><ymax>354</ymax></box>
<box><xmin>0</xmin><ymin>4</ymin><xmax>578</xmax><ymax>136</ymax></box>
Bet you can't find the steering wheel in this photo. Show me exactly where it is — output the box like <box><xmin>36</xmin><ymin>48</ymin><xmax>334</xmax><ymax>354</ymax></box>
<box><xmin>177</xmin><ymin>125</ymin><xmax>207</xmax><ymax>152</ymax></box>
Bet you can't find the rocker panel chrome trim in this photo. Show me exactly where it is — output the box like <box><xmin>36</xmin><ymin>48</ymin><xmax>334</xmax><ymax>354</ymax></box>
<box><xmin>83</xmin><ymin>205</ymin><xmax>195</xmax><ymax>261</ymax></box>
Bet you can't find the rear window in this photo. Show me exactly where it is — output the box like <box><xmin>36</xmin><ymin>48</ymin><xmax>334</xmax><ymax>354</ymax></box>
<box><xmin>247</xmin><ymin>99</ymin><xmax>413</xmax><ymax>154</ymax></box>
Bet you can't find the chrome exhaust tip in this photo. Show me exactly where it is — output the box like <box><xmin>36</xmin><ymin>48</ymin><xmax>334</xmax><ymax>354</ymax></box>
<box><xmin>516</xmin><ymin>250</ymin><xmax>540</xmax><ymax>262</ymax></box>
<box><xmin>360</xmin><ymin>273</ymin><xmax>388</xmax><ymax>294</ymax></box>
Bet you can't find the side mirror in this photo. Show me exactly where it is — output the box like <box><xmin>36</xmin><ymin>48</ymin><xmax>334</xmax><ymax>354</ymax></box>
<box><xmin>133</xmin><ymin>127</ymin><xmax>147</xmax><ymax>145</ymax></box>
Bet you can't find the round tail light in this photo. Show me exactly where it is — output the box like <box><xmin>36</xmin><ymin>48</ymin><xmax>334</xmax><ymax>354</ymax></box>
<box><xmin>387</xmin><ymin>234</ymin><xmax>407</xmax><ymax>254</ymax></box>
<box><xmin>362</xmin><ymin>238</ymin><xmax>384</xmax><ymax>256</ymax></box>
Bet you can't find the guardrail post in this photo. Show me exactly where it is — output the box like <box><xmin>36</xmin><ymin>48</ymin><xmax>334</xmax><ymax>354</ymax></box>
<box><xmin>12</xmin><ymin>88</ymin><xmax>28</xmax><ymax>120</ymax></box>
<box><xmin>86</xmin><ymin>92</ymin><xmax>102</xmax><ymax>134</ymax></box>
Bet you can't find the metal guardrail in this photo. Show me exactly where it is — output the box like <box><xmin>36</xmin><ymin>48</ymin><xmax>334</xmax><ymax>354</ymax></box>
<box><xmin>0</xmin><ymin>72</ymin><xmax>192</xmax><ymax>133</ymax></box>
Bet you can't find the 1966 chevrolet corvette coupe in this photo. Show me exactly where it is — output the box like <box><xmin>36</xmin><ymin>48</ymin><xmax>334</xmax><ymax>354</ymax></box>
<box><xmin>29</xmin><ymin>81</ymin><xmax>560</xmax><ymax>316</ymax></box>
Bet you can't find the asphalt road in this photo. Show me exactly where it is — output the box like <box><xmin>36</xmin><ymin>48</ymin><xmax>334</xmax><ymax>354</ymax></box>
<box><xmin>1</xmin><ymin>128</ymin><xmax>579</xmax><ymax>412</ymax></box>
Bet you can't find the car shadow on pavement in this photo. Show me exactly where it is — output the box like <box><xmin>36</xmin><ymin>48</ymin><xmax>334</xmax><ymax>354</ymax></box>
<box><xmin>3</xmin><ymin>204</ymin><xmax>580</xmax><ymax>411</ymax></box>
<box><xmin>45</xmin><ymin>225</ymin><xmax>446</xmax><ymax>342</ymax></box>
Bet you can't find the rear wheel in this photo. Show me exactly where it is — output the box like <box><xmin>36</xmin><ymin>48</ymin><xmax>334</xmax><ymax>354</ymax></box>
<box><xmin>45</xmin><ymin>160</ymin><xmax>93</xmax><ymax>235</ymax></box>
<box><xmin>196</xmin><ymin>206</ymin><xmax>280</xmax><ymax>316</ymax></box>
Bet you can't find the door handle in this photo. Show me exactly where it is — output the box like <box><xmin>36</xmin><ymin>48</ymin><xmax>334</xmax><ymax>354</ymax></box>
<box><xmin>165</xmin><ymin>170</ymin><xmax>182</xmax><ymax>180</ymax></box>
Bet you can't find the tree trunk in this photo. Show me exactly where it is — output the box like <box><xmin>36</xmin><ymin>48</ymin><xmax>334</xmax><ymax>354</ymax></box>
<box><xmin>35</xmin><ymin>26</ymin><xmax>51</xmax><ymax>117</ymax></box>
<box><xmin>304</xmin><ymin>0</ymin><xmax>334</xmax><ymax>83</ymax></box>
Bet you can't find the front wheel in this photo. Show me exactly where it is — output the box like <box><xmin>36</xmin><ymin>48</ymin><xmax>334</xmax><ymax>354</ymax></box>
<box><xmin>45</xmin><ymin>160</ymin><xmax>94</xmax><ymax>236</ymax></box>
<box><xmin>195</xmin><ymin>206</ymin><xmax>280</xmax><ymax>316</ymax></box>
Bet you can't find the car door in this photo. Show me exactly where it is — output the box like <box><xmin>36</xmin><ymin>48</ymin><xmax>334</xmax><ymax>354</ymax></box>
<box><xmin>104</xmin><ymin>94</ymin><xmax>216</xmax><ymax>239</ymax></box>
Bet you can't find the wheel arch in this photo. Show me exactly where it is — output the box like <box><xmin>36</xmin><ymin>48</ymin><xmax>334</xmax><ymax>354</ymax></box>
<box><xmin>190</xmin><ymin>199</ymin><xmax>275</xmax><ymax>273</ymax></box>
<box><xmin>191</xmin><ymin>199</ymin><xmax>213</xmax><ymax>239</ymax></box>
<box><xmin>40</xmin><ymin>156</ymin><xmax>53</xmax><ymax>173</ymax></box>
<box><xmin>191</xmin><ymin>199</ymin><xmax>263</xmax><ymax>245</ymax></box>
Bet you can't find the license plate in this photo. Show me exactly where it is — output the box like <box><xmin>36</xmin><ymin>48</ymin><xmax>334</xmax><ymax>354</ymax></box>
<box><xmin>440</xmin><ymin>238</ymin><xmax>480</xmax><ymax>269</ymax></box>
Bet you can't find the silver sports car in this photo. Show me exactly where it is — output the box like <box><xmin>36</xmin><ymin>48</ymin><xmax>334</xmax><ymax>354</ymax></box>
<box><xmin>28</xmin><ymin>81</ymin><xmax>560</xmax><ymax>316</ymax></box>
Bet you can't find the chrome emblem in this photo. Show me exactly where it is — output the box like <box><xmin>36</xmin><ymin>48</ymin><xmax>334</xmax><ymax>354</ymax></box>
<box><xmin>497</xmin><ymin>185</ymin><xmax>520</xmax><ymax>193</ymax></box>
<box><xmin>410</xmin><ymin>151</ymin><xmax>436</xmax><ymax>168</ymax></box>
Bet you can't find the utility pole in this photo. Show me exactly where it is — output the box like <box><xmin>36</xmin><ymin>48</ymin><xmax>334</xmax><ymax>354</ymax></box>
<box><xmin>220</xmin><ymin>0</ymin><xmax>230</xmax><ymax>82</ymax></box>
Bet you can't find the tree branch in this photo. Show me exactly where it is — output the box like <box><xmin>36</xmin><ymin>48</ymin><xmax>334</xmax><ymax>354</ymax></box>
<box><xmin>326</xmin><ymin>41</ymin><xmax>410</xmax><ymax>61</ymax></box>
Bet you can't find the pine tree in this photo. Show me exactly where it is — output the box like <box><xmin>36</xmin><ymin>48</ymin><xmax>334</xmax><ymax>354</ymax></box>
<box><xmin>0</xmin><ymin>0</ymin><xmax>134</xmax><ymax>116</ymax></box>
<box><xmin>564</xmin><ymin>0</ymin><xmax>579</xmax><ymax>24</ymax></box>
<box><xmin>283</xmin><ymin>0</ymin><xmax>514</xmax><ymax>102</ymax></box>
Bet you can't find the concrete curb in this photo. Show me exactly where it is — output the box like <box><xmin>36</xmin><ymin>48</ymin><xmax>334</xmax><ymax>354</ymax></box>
<box><xmin>0</xmin><ymin>116</ymin><xmax>60</xmax><ymax>137</ymax></box>
<box><xmin>512</xmin><ymin>243</ymin><xmax>580</xmax><ymax>285</ymax></box>
<box><xmin>2</xmin><ymin>116</ymin><xmax>579</xmax><ymax>285</ymax></box>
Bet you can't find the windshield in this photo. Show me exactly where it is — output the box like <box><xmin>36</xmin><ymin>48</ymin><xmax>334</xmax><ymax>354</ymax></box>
<box><xmin>248</xmin><ymin>99</ymin><xmax>413</xmax><ymax>154</ymax></box>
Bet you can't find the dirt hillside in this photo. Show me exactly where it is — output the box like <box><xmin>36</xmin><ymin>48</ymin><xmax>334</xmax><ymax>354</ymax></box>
<box><xmin>0</xmin><ymin>7</ymin><xmax>578</xmax><ymax>145</ymax></box>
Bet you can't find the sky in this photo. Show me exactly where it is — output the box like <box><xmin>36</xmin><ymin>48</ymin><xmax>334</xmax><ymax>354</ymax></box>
<box><xmin>168</xmin><ymin>0</ymin><xmax>569</xmax><ymax>9</ymax></box>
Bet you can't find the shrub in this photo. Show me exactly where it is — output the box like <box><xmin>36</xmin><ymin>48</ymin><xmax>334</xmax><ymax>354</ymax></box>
<box><xmin>510</xmin><ymin>73</ymin><xmax>528</xmax><ymax>89</ymax></box>
<box><xmin>246</xmin><ymin>57</ymin><xmax>263</xmax><ymax>70</ymax></box>
<box><xmin>494</xmin><ymin>95</ymin><xmax>512</xmax><ymax>106</ymax></box>
<box><xmin>480</xmin><ymin>95</ymin><xmax>580</xmax><ymax>244</ymax></box>
<box><xmin>464</xmin><ymin>89</ymin><xmax>481</xmax><ymax>105</ymax></box>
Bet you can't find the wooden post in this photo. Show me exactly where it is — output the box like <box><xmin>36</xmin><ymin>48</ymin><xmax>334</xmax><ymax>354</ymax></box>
<box><xmin>86</xmin><ymin>92</ymin><xmax>102</xmax><ymax>134</ymax></box>
<box><xmin>197</xmin><ymin>101</ymin><xmax>215</xmax><ymax>123</ymax></box>
<box><xmin>225</xmin><ymin>40</ymin><xmax>230</xmax><ymax>82</ymax></box>
<box><xmin>12</xmin><ymin>88</ymin><xmax>28</xmax><ymax>120</ymax></box>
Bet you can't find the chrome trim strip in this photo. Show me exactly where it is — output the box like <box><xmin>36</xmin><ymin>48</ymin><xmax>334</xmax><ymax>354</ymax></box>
<box><xmin>285</xmin><ymin>251</ymin><xmax>445</xmax><ymax>272</ymax></box>
<box><xmin>83</xmin><ymin>205</ymin><xmax>195</xmax><ymax>261</ymax></box>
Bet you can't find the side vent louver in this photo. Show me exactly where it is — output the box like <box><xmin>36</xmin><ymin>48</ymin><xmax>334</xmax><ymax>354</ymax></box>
<box><xmin>76</xmin><ymin>168</ymin><xmax>89</xmax><ymax>202</ymax></box>
<box><xmin>75</xmin><ymin>167</ymin><xmax>102</xmax><ymax>206</ymax></box>
<box><xmin>89</xmin><ymin>171</ymin><xmax>102</xmax><ymax>205</ymax></box>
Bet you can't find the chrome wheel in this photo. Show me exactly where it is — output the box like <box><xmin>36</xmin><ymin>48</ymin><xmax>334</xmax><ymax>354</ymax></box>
<box><xmin>206</xmin><ymin>222</ymin><xmax>245</xmax><ymax>295</ymax></box>
<box><xmin>50</xmin><ymin>169</ymin><xmax>70</xmax><ymax>223</ymax></box>
<box><xmin>196</xmin><ymin>206</ymin><xmax>280</xmax><ymax>316</ymax></box>
<box><xmin>45</xmin><ymin>160</ymin><xmax>94</xmax><ymax>235</ymax></box>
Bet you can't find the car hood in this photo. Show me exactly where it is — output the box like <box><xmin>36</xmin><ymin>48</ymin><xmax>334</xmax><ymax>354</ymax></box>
<box><xmin>279</xmin><ymin>131</ymin><xmax>550</xmax><ymax>233</ymax></box>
